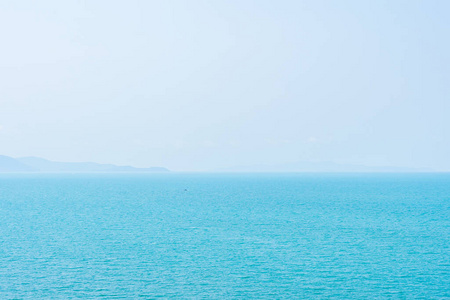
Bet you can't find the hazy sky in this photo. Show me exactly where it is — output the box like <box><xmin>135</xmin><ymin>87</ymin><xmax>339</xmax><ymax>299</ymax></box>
<box><xmin>0</xmin><ymin>1</ymin><xmax>449</xmax><ymax>171</ymax></box>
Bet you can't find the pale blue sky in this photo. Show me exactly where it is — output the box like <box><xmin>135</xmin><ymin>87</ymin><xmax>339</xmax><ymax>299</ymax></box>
<box><xmin>0</xmin><ymin>1</ymin><xmax>449</xmax><ymax>171</ymax></box>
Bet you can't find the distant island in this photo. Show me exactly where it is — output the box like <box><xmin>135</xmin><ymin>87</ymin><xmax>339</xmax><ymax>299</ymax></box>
<box><xmin>0</xmin><ymin>155</ymin><xmax>169</xmax><ymax>173</ymax></box>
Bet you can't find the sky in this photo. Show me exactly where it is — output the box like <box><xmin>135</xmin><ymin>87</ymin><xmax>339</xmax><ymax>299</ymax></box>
<box><xmin>0</xmin><ymin>0</ymin><xmax>449</xmax><ymax>171</ymax></box>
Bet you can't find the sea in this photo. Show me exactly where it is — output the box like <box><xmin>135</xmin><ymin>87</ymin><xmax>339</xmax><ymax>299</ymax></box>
<box><xmin>0</xmin><ymin>173</ymin><xmax>449</xmax><ymax>299</ymax></box>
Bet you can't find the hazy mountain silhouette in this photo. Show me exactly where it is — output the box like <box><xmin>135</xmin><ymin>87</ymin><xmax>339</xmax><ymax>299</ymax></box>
<box><xmin>0</xmin><ymin>155</ymin><xmax>36</xmax><ymax>172</ymax></box>
<box><xmin>0</xmin><ymin>155</ymin><xmax>169</xmax><ymax>173</ymax></box>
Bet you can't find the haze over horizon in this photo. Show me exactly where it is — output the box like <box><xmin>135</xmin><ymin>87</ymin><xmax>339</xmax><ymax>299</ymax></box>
<box><xmin>1</xmin><ymin>1</ymin><xmax>449</xmax><ymax>172</ymax></box>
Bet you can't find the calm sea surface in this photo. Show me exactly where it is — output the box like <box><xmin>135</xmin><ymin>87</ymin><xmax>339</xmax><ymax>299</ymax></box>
<box><xmin>0</xmin><ymin>173</ymin><xmax>449</xmax><ymax>299</ymax></box>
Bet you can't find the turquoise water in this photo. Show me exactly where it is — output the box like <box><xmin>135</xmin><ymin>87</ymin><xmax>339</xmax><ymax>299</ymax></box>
<box><xmin>0</xmin><ymin>173</ymin><xmax>449</xmax><ymax>298</ymax></box>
